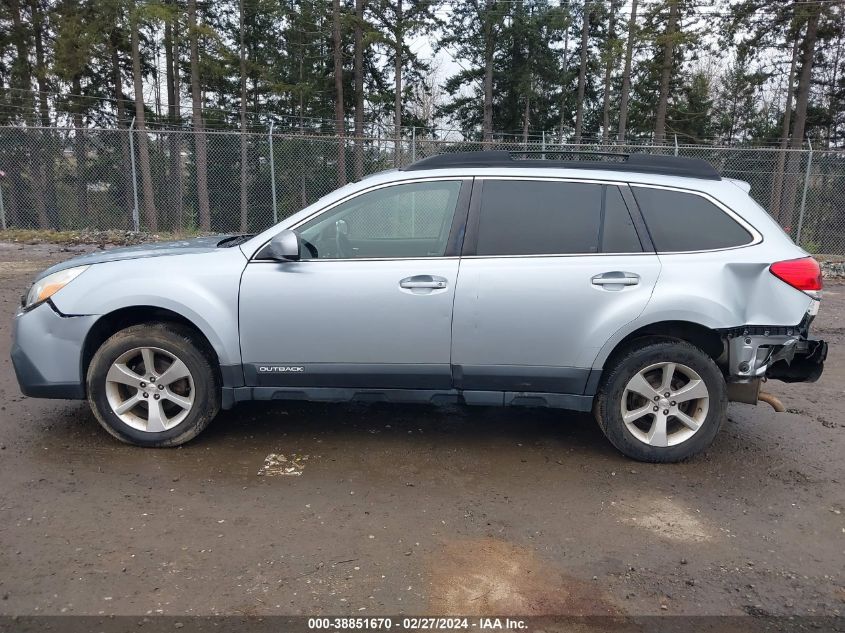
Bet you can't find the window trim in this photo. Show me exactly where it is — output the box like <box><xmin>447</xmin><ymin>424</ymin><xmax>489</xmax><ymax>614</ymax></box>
<box><xmin>628</xmin><ymin>183</ymin><xmax>763</xmax><ymax>254</ymax></box>
<box><xmin>600</xmin><ymin>183</ymin><xmax>649</xmax><ymax>253</ymax></box>
<box><xmin>252</xmin><ymin>176</ymin><xmax>473</xmax><ymax>262</ymax></box>
<box><xmin>462</xmin><ymin>176</ymin><xmax>654</xmax><ymax>259</ymax></box>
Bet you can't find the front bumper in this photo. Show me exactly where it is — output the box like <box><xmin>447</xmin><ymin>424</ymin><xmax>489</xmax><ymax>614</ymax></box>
<box><xmin>11</xmin><ymin>301</ymin><xmax>98</xmax><ymax>399</ymax></box>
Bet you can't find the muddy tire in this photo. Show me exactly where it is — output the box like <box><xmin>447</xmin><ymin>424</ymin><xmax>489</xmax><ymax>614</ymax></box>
<box><xmin>594</xmin><ymin>340</ymin><xmax>727</xmax><ymax>463</ymax></box>
<box><xmin>86</xmin><ymin>322</ymin><xmax>220</xmax><ymax>447</ymax></box>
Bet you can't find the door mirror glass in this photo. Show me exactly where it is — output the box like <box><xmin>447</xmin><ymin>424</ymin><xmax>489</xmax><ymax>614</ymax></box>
<box><xmin>266</xmin><ymin>230</ymin><xmax>301</xmax><ymax>261</ymax></box>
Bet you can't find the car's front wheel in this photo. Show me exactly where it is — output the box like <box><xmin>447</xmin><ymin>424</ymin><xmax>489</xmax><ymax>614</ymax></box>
<box><xmin>86</xmin><ymin>322</ymin><xmax>220</xmax><ymax>447</ymax></box>
<box><xmin>595</xmin><ymin>340</ymin><xmax>727</xmax><ymax>462</ymax></box>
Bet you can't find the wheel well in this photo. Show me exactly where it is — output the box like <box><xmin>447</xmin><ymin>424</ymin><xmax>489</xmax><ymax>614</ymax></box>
<box><xmin>81</xmin><ymin>306</ymin><xmax>220</xmax><ymax>390</ymax></box>
<box><xmin>605</xmin><ymin>320</ymin><xmax>725</xmax><ymax>369</ymax></box>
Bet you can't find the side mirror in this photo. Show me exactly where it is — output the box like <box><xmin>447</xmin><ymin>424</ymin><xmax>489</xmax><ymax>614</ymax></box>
<box><xmin>266</xmin><ymin>230</ymin><xmax>301</xmax><ymax>261</ymax></box>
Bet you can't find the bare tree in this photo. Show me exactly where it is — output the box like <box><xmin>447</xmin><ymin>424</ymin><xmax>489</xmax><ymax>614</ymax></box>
<box><xmin>654</xmin><ymin>0</ymin><xmax>680</xmax><ymax>144</ymax></box>
<box><xmin>558</xmin><ymin>12</ymin><xmax>572</xmax><ymax>140</ymax></box>
<box><xmin>239</xmin><ymin>0</ymin><xmax>249</xmax><ymax>232</ymax></box>
<box><xmin>393</xmin><ymin>0</ymin><xmax>402</xmax><ymax>165</ymax></box>
<box><xmin>519</xmin><ymin>0</ymin><xmax>531</xmax><ymax>145</ymax></box>
<box><xmin>131</xmin><ymin>9</ymin><xmax>157</xmax><ymax>231</ymax></box>
<box><xmin>30</xmin><ymin>0</ymin><xmax>58</xmax><ymax>228</ymax></box>
<box><xmin>770</xmin><ymin>31</ymin><xmax>801</xmax><ymax>223</ymax></box>
<box><xmin>789</xmin><ymin>4</ymin><xmax>820</xmax><ymax>152</ymax></box>
<box><xmin>165</xmin><ymin>4</ymin><xmax>182</xmax><ymax>229</ymax></box>
<box><xmin>617</xmin><ymin>0</ymin><xmax>638</xmax><ymax>142</ymax></box>
<box><xmin>574</xmin><ymin>0</ymin><xmax>591</xmax><ymax>144</ymax></box>
<box><xmin>109</xmin><ymin>26</ymin><xmax>134</xmax><ymax>224</ymax></box>
<box><xmin>188</xmin><ymin>0</ymin><xmax>211</xmax><ymax>231</ymax></box>
<box><xmin>482</xmin><ymin>0</ymin><xmax>496</xmax><ymax>146</ymax></box>
<box><xmin>410</xmin><ymin>58</ymin><xmax>444</xmax><ymax>129</ymax></box>
<box><xmin>781</xmin><ymin>2</ymin><xmax>822</xmax><ymax>231</ymax></box>
<box><xmin>71</xmin><ymin>72</ymin><xmax>89</xmax><ymax>222</ymax></box>
<box><xmin>332</xmin><ymin>0</ymin><xmax>347</xmax><ymax>186</ymax></box>
<box><xmin>12</xmin><ymin>0</ymin><xmax>51</xmax><ymax>228</ymax></box>
<box><xmin>601</xmin><ymin>0</ymin><xmax>619</xmax><ymax>144</ymax></box>
<box><xmin>30</xmin><ymin>6</ymin><xmax>51</xmax><ymax>131</ymax></box>
<box><xmin>354</xmin><ymin>0</ymin><xmax>365</xmax><ymax>177</ymax></box>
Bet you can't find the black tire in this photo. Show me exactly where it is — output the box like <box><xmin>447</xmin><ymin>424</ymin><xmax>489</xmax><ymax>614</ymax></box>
<box><xmin>594</xmin><ymin>340</ymin><xmax>727</xmax><ymax>463</ymax></box>
<box><xmin>86</xmin><ymin>322</ymin><xmax>221</xmax><ymax>447</ymax></box>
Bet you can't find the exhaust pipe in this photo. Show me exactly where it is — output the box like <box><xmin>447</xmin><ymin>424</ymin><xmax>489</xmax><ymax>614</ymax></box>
<box><xmin>758</xmin><ymin>391</ymin><xmax>786</xmax><ymax>413</ymax></box>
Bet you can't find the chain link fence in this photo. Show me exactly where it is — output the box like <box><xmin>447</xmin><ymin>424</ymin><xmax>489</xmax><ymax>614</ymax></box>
<box><xmin>1</xmin><ymin>125</ymin><xmax>844</xmax><ymax>255</ymax></box>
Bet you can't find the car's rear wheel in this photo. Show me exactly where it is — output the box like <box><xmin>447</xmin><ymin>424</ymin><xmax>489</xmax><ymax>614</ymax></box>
<box><xmin>87</xmin><ymin>323</ymin><xmax>220</xmax><ymax>447</ymax></box>
<box><xmin>594</xmin><ymin>340</ymin><xmax>727</xmax><ymax>462</ymax></box>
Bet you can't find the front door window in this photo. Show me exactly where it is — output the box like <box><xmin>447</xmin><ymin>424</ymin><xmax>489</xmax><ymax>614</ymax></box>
<box><xmin>297</xmin><ymin>180</ymin><xmax>463</xmax><ymax>259</ymax></box>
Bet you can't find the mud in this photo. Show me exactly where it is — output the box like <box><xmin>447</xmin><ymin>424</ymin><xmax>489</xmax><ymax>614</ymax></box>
<box><xmin>0</xmin><ymin>241</ymin><xmax>842</xmax><ymax>617</ymax></box>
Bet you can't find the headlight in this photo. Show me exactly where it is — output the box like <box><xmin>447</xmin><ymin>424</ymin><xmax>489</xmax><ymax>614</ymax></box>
<box><xmin>24</xmin><ymin>265</ymin><xmax>89</xmax><ymax>309</ymax></box>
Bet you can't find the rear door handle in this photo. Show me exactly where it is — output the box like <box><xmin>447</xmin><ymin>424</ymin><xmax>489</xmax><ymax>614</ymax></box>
<box><xmin>400</xmin><ymin>275</ymin><xmax>447</xmax><ymax>290</ymax></box>
<box><xmin>591</xmin><ymin>272</ymin><xmax>640</xmax><ymax>288</ymax></box>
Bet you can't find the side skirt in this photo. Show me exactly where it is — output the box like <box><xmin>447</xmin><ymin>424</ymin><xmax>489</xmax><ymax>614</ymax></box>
<box><xmin>223</xmin><ymin>386</ymin><xmax>593</xmax><ymax>412</ymax></box>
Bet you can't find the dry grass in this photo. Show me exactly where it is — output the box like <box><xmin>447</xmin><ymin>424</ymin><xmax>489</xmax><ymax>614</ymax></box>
<box><xmin>0</xmin><ymin>228</ymin><xmax>207</xmax><ymax>247</ymax></box>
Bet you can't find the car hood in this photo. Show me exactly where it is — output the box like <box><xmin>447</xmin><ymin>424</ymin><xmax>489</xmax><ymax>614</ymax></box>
<box><xmin>34</xmin><ymin>235</ymin><xmax>235</xmax><ymax>281</ymax></box>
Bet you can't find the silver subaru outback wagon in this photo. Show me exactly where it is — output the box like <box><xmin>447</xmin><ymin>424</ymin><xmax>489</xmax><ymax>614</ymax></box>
<box><xmin>10</xmin><ymin>151</ymin><xmax>827</xmax><ymax>462</ymax></box>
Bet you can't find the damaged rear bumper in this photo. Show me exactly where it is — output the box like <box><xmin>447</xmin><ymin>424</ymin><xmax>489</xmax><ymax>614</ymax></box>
<box><xmin>725</xmin><ymin>324</ymin><xmax>827</xmax><ymax>385</ymax></box>
<box><xmin>765</xmin><ymin>337</ymin><xmax>827</xmax><ymax>383</ymax></box>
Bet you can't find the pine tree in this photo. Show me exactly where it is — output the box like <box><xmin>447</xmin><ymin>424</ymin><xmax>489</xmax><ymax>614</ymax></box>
<box><xmin>188</xmin><ymin>0</ymin><xmax>211</xmax><ymax>231</ymax></box>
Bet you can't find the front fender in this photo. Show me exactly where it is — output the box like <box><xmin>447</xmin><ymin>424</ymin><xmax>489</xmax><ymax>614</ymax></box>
<box><xmin>48</xmin><ymin>249</ymin><xmax>246</xmax><ymax>367</ymax></box>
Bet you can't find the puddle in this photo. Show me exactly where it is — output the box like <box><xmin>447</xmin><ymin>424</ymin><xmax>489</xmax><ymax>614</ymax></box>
<box><xmin>257</xmin><ymin>453</ymin><xmax>309</xmax><ymax>477</ymax></box>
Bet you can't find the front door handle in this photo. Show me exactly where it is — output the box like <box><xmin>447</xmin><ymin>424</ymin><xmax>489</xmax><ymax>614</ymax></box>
<box><xmin>591</xmin><ymin>272</ymin><xmax>640</xmax><ymax>289</ymax></box>
<box><xmin>399</xmin><ymin>275</ymin><xmax>447</xmax><ymax>290</ymax></box>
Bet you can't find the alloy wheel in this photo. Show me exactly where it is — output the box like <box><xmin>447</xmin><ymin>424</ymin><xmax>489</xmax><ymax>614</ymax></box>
<box><xmin>620</xmin><ymin>361</ymin><xmax>710</xmax><ymax>447</ymax></box>
<box><xmin>104</xmin><ymin>346</ymin><xmax>195</xmax><ymax>433</ymax></box>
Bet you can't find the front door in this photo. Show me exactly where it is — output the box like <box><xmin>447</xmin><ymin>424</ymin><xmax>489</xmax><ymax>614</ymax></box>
<box><xmin>239</xmin><ymin>178</ymin><xmax>470</xmax><ymax>390</ymax></box>
<box><xmin>451</xmin><ymin>178</ymin><xmax>661</xmax><ymax>394</ymax></box>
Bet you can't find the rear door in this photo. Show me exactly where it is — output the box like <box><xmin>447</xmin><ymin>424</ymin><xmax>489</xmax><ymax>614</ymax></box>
<box><xmin>451</xmin><ymin>177</ymin><xmax>661</xmax><ymax>394</ymax></box>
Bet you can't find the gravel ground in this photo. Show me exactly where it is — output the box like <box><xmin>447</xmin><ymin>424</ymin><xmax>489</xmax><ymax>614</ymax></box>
<box><xmin>0</xmin><ymin>242</ymin><xmax>843</xmax><ymax>618</ymax></box>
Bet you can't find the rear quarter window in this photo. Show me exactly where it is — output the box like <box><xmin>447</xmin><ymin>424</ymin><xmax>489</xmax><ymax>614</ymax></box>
<box><xmin>602</xmin><ymin>185</ymin><xmax>643</xmax><ymax>253</ymax></box>
<box><xmin>632</xmin><ymin>186</ymin><xmax>753</xmax><ymax>252</ymax></box>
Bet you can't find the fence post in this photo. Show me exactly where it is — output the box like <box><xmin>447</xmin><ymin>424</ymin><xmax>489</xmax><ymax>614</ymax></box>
<box><xmin>411</xmin><ymin>126</ymin><xmax>416</xmax><ymax>163</ymax></box>
<box><xmin>128</xmin><ymin>117</ymin><xmax>141</xmax><ymax>232</ymax></box>
<box><xmin>269</xmin><ymin>121</ymin><xmax>278</xmax><ymax>225</ymax></box>
<box><xmin>0</xmin><ymin>178</ymin><xmax>5</xmax><ymax>231</ymax></box>
<box><xmin>797</xmin><ymin>137</ymin><xmax>813</xmax><ymax>246</ymax></box>
<box><xmin>674</xmin><ymin>135</ymin><xmax>679</xmax><ymax>156</ymax></box>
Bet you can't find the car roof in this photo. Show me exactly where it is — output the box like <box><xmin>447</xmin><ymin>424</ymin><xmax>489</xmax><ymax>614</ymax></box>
<box><xmin>401</xmin><ymin>151</ymin><xmax>721</xmax><ymax>181</ymax></box>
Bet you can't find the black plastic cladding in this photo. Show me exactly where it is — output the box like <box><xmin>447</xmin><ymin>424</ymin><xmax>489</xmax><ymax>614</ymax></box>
<box><xmin>401</xmin><ymin>151</ymin><xmax>722</xmax><ymax>181</ymax></box>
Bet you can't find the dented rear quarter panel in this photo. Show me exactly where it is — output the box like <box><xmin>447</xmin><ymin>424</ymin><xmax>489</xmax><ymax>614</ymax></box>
<box><xmin>591</xmin><ymin>180</ymin><xmax>816</xmax><ymax>370</ymax></box>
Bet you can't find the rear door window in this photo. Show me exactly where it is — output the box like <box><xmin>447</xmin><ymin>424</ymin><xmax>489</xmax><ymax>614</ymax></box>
<box><xmin>632</xmin><ymin>186</ymin><xmax>752</xmax><ymax>252</ymax></box>
<box><xmin>475</xmin><ymin>180</ymin><xmax>603</xmax><ymax>255</ymax></box>
<box><xmin>474</xmin><ymin>180</ymin><xmax>645</xmax><ymax>256</ymax></box>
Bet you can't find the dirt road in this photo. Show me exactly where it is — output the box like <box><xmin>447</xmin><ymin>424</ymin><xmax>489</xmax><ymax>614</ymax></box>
<box><xmin>0</xmin><ymin>242</ymin><xmax>842</xmax><ymax>618</ymax></box>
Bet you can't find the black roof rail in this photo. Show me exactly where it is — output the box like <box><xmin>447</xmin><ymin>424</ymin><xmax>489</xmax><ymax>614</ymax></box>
<box><xmin>401</xmin><ymin>150</ymin><xmax>721</xmax><ymax>180</ymax></box>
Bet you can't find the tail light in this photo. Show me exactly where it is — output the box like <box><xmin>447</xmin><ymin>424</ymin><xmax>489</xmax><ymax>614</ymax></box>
<box><xmin>769</xmin><ymin>257</ymin><xmax>822</xmax><ymax>292</ymax></box>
